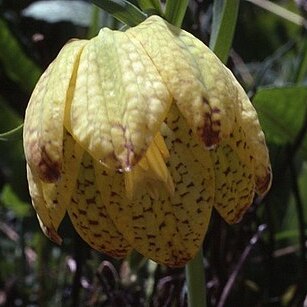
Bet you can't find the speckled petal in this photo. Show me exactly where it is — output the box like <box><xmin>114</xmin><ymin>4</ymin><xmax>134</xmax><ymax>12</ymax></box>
<box><xmin>235</xmin><ymin>86</ymin><xmax>272</xmax><ymax>196</ymax></box>
<box><xmin>23</xmin><ymin>39</ymin><xmax>87</xmax><ymax>182</ymax></box>
<box><xmin>65</xmin><ymin>27</ymin><xmax>172</xmax><ymax>171</ymax></box>
<box><xmin>68</xmin><ymin>151</ymin><xmax>131</xmax><ymax>258</ymax></box>
<box><xmin>95</xmin><ymin>105</ymin><xmax>214</xmax><ymax>267</ymax></box>
<box><xmin>211</xmin><ymin>143</ymin><xmax>255</xmax><ymax>224</ymax></box>
<box><xmin>27</xmin><ymin>130</ymin><xmax>84</xmax><ymax>243</ymax></box>
<box><xmin>127</xmin><ymin>15</ymin><xmax>237</xmax><ymax>148</ymax></box>
<box><xmin>27</xmin><ymin>165</ymin><xmax>63</xmax><ymax>244</ymax></box>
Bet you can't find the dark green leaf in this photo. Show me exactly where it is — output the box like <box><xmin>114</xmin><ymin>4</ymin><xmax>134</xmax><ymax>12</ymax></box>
<box><xmin>91</xmin><ymin>0</ymin><xmax>147</xmax><ymax>27</ymax></box>
<box><xmin>294</xmin><ymin>39</ymin><xmax>307</xmax><ymax>84</ymax></box>
<box><xmin>210</xmin><ymin>0</ymin><xmax>239</xmax><ymax>63</ymax></box>
<box><xmin>164</xmin><ymin>0</ymin><xmax>188</xmax><ymax>27</ymax></box>
<box><xmin>0</xmin><ymin>96</ymin><xmax>26</xmax><ymax>197</ymax></box>
<box><xmin>0</xmin><ymin>18</ymin><xmax>41</xmax><ymax>93</ymax></box>
<box><xmin>137</xmin><ymin>0</ymin><xmax>162</xmax><ymax>15</ymax></box>
<box><xmin>1</xmin><ymin>185</ymin><xmax>30</xmax><ymax>218</ymax></box>
<box><xmin>253</xmin><ymin>87</ymin><xmax>307</xmax><ymax>150</ymax></box>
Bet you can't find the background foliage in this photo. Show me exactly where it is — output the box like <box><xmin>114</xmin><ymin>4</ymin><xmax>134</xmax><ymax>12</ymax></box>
<box><xmin>0</xmin><ymin>0</ymin><xmax>307</xmax><ymax>306</ymax></box>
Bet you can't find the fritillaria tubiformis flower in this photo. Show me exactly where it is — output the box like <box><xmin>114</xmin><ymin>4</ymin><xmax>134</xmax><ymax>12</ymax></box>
<box><xmin>23</xmin><ymin>16</ymin><xmax>272</xmax><ymax>267</ymax></box>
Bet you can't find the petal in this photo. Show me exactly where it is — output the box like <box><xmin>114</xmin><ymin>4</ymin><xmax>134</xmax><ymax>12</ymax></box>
<box><xmin>127</xmin><ymin>15</ymin><xmax>237</xmax><ymax>148</ymax></box>
<box><xmin>95</xmin><ymin>105</ymin><xmax>214</xmax><ymax>267</ymax></box>
<box><xmin>27</xmin><ymin>165</ymin><xmax>63</xmax><ymax>244</ymax></box>
<box><xmin>27</xmin><ymin>130</ymin><xmax>83</xmax><ymax>243</ymax></box>
<box><xmin>68</xmin><ymin>151</ymin><xmax>131</xmax><ymax>258</ymax></box>
<box><xmin>211</xmin><ymin>143</ymin><xmax>255</xmax><ymax>224</ymax></box>
<box><xmin>23</xmin><ymin>39</ymin><xmax>87</xmax><ymax>182</ymax></box>
<box><xmin>65</xmin><ymin>28</ymin><xmax>172</xmax><ymax>171</ymax></box>
<box><xmin>129</xmin><ymin>15</ymin><xmax>271</xmax><ymax>198</ymax></box>
<box><xmin>235</xmin><ymin>86</ymin><xmax>272</xmax><ymax>196</ymax></box>
<box><xmin>124</xmin><ymin>132</ymin><xmax>174</xmax><ymax>200</ymax></box>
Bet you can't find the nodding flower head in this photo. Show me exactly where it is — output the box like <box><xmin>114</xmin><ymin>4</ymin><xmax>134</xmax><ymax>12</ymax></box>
<box><xmin>23</xmin><ymin>16</ymin><xmax>272</xmax><ymax>267</ymax></box>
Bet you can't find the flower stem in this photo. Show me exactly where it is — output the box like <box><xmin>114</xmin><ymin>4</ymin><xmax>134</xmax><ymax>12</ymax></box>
<box><xmin>185</xmin><ymin>248</ymin><xmax>207</xmax><ymax>307</ymax></box>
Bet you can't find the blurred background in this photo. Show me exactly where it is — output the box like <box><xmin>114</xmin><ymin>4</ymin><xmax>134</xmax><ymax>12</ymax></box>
<box><xmin>0</xmin><ymin>0</ymin><xmax>307</xmax><ymax>306</ymax></box>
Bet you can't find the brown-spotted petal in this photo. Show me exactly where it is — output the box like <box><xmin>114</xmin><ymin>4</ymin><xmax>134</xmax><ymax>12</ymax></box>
<box><xmin>128</xmin><ymin>15</ymin><xmax>238</xmax><ymax>149</ymax></box>
<box><xmin>67</xmin><ymin>151</ymin><xmax>131</xmax><ymax>258</ymax></box>
<box><xmin>26</xmin><ymin>130</ymin><xmax>84</xmax><ymax>243</ymax></box>
<box><xmin>210</xmin><ymin>143</ymin><xmax>255</xmax><ymax>224</ymax></box>
<box><xmin>236</xmin><ymin>86</ymin><xmax>272</xmax><ymax>196</ymax></box>
<box><xmin>65</xmin><ymin>27</ymin><xmax>172</xmax><ymax>171</ymax></box>
<box><xmin>95</xmin><ymin>105</ymin><xmax>214</xmax><ymax>267</ymax></box>
<box><xmin>23</xmin><ymin>39</ymin><xmax>87</xmax><ymax>182</ymax></box>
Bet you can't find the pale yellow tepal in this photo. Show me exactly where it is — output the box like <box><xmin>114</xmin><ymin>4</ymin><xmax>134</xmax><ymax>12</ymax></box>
<box><xmin>23</xmin><ymin>16</ymin><xmax>272</xmax><ymax>267</ymax></box>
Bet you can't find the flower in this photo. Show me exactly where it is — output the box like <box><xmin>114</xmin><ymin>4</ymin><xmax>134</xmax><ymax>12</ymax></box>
<box><xmin>23</xmin><ymin>16</ymin><xmax>272</xmax><ymax>267</ymax></box>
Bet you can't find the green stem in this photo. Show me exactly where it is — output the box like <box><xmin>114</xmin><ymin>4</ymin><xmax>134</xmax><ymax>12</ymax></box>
<box><xmin>185</xmin><ymin>249</ymin><xmax>207</xmax><ymax>307</ymax></box>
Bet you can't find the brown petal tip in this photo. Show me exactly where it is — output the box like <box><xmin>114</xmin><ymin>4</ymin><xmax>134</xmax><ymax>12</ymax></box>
<box><xmin>256</xmin><ymin>168</ymin><xmax>272</xmax><ymax>196</ymax></box>
<box><xmin>44</xmin><ymin>226</ymin><xmax>63</xmax><ymax>245</ymax></box>
<box><xmin>229</xmin><ymin>205</ymin><xmax>249</xmax><ymax>224</ymax></box>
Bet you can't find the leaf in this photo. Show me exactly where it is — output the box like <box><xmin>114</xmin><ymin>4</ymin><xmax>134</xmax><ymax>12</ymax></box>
<box><xmin>22</xmin><ymin>0</ymin><xmax>93</xmax><ymax>27</ymax></box>
<box><xmin>137</xmin><ymin>0</ymin><xmax>162</xmax><ymax>15</ymax></box>
<box><xmin>0</xmin><ymin>18</ymin><xmax>41</xmax><ymax>93</ymax></box>
<box><xmin>294</xmin><ymin>38</ymin><xmax>307</xmax><ymax>84</ymax></box>
<box><xmin>91</xmin><ymin>0</ymin><xmax>147</xmax><ymax>27</ymax></box>
<box><xmin>0</xmin><ymin>97</ymin><xmax>26</xmax><ymax>196</ymax></box>
<box><xmin>87</xmin><ymin>5</ymin><xmax>101</xmax><ymax>38</ymax></box>
<box><xmin>0</xmin><ymin>96</ymin><xmax>22</xmax><ymax>133</ymax></box>
<box><xmin>1</xmin><ymin>184</ymin><xmax>30</xmax><ymax>218</ymax></box>
<box><xmin>210</xmin><ymin>0</ymin><xmax>240</xmax><ymax>63</ymax></box>
<box><xmin>252</xmin><ymin>87</ymin><xmax>307</xmax><ymax>154</ymax></box>
<box><xmin>164</xmin><ymin>0</ymin><xmax>189</xmax><ymax>27</ymax></box>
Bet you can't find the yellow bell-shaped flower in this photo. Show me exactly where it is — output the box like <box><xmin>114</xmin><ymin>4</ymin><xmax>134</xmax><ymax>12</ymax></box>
<box><xmin>23</xmin><ymin>16</ymin><xmax>272</xmax><ymax>267</ymax></box>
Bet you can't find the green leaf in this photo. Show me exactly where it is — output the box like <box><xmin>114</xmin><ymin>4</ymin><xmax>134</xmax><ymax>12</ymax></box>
<box><xmin>294</xmin><ymin>38</ymin><xmax>307</xmax><ymax>84</ymax></box>
<box><xmin>1</xmin><ymin>184</ymin><xmax>30</xmax><ymax>218</ymax></box>
<box><xmin>0</xmin><ymin>18</ymin><xmax>42</xmax><ymax>93</ymax></box>
<box><xmin>137</xmin><ymin>0</ymin><xmax>162</xmax><ymax>15</ymax></box>
<box><xmin>0</xmin><ymin>95</ymin><xmax>23</xmax><ymax>141</ymax></box>
<box><xmin>210</xmin><ymin>0</ymin><xmax>239</xmax><ymax>63</ymax></box>
<box><xmin>253</xmin><ymin>86</ymin><xmax>307</xmax><ymax>150</ymax></box>
<box><xmin>0</xmin><ymin>96</ymin><xmax>26</xmax><ymax>197</ymax></box>
<box><xmin>0</xmin><ymin>96</ymin><xmax>22</xmax><ymax>132</ymax></box>
<box><xmin>164</xmin><ymin>0</ymin><xmax>189</xmax><ymax>27</ymax></box>
<box><xmin>91</xmin><ymin>0</ymin><xmax>147</xmax><ymax>27</ymax></box>
<box><xmin>87</xmin><ymin>5</ymin><xmax>101</xmax><ymax>37</ymax></box>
